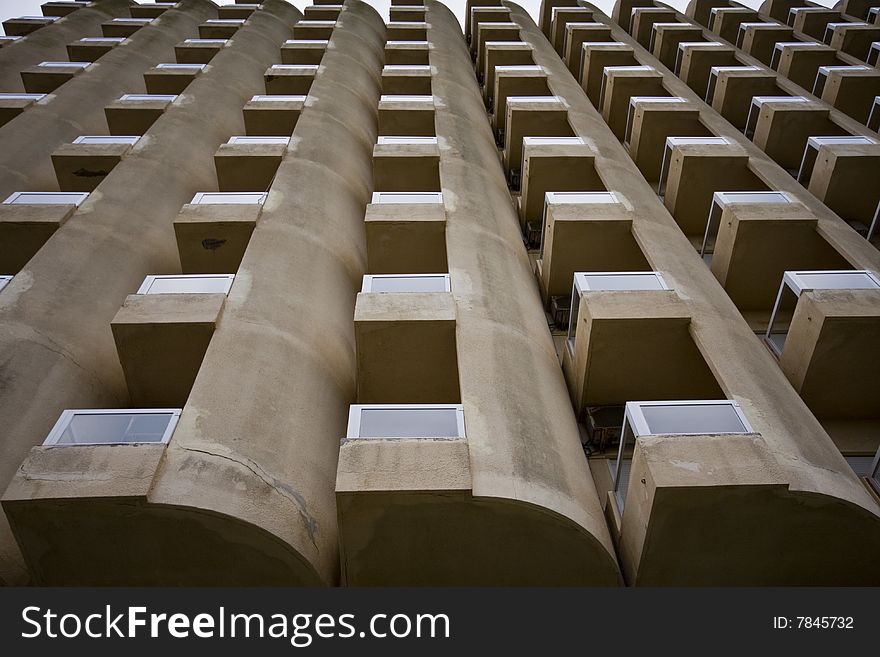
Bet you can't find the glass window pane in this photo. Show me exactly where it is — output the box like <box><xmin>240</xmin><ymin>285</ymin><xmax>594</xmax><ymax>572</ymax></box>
<box><xmin>640</xmin><ymin>404</ymin><xmax>748</xmax><ymax>435</ymax></box>
<box><xmin>358</xmin><ymin>408</ymin><xmax>461</xmax><ymax>438</ymax></box>
<box><xmin>796</xmin><ymin>272</ymin><xmax>880</xmax><ymax>290</ymax></box>
<box><xmin>142</xmin><ymin>275</ymin><xmax>233</xmax><ymax>294</ymax></box>
<box><xmin>58</xmin><ymin>412</ymin><xmax>173</xmax><ymax>444</ymax></box>
<box><xmin>368</xmin><ymin>275</ymin><xmax>448</xmax><ymax>293</ymax></box>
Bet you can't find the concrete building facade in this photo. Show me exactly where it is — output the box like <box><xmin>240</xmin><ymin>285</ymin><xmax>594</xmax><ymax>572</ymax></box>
<box><xmin>0</xmin><ymin>0</ymin><xmax>878</xmax><ymax>586</ymax></box>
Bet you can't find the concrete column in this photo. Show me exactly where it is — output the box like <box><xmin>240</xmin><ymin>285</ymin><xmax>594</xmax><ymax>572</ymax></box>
<box><xmin>0</xmin><ymin>0</ymin><xmax>218</xmax><ymax>199</ymax></box>
<box><xmin>0</xmin><ymin>0</ymin><xmax>132</xmax><ymax>92</ymax></box>
<box><xmin>336</xmin><ymin>1</ymin><xmax>622</xmax><ymax>586</ymax></box>
<box><xmin>0</xmin><ymin>0</ymin><xmax>300</xmax><ymax>585</ymax></box>
<box><xmin>131</xmin><ymin>0</ymin><xmax>385</xmax><ymax>586</ymax></box>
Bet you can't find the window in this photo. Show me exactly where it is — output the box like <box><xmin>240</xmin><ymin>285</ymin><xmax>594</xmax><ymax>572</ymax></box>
<box><xmin>268</xmin><ymin>64</ymin><xmax>319</xmax><ymax>72</ymax></box>
<box><xmin>379</xmin><ymin>94</ymin><xmax>434</xmax><ymax>104</ymax></box>
<box><xmin>599</xmin><ymin>67</ymin><xmax>653</xmax><ymax>111</ymax></box>
<box><xmin>867</xmin><ymin>199</ymin><xmax>879</xmax><ymax>242</ymax></box>
<box><xmin>736</xmin><ymin>22</ymin><xmax>773</xmax><ymax>49</ymax></box>
<box><xmin>823</xmin><ymin>22</ymin><xmax>853</xmax><ymax>45</ymax></box>
<box><xmin>37</xmin><ymin>61</ymin><xmax>90</xmax><ymax>68</ymax></box>
<box><xmin>813</xmin><ymin>65</ymin><xmax>869</xmax><ymax>96</ymax></box>
<box><xmin>79</xmin><ymin>37</ymin><xmax>125</xmax><ymax>43</ymax></box>
<box><xmin>745</xmin><ymin>96</ymin><xmax>806</xmax><ymax>139</ymax></box>
<box><xmin>156</xmin><ymin>63</ymin><xmax>206</xmax><ymax>70</ymax></box>
<box><xmin>648</xmin><ymin>22</ymin><xmax>688</xmax><ymax>54</ymax></box>
<box><xmin>118</xmin><ymin>94</ymin><xmax>177</xmax><ymax>102</ymax></box>
<box><xmin>0</xmin><ymin>275</ymin><xmax>11</xmax><ymax>293</ymax></box>
<box><xmin>346</xmin><ymin>404</ymin><xmax>465</xmax><ymax>439</ymax></box>
<box><xmin>867</xmin><ymin>96</ymin><xmax>879</xmax><ymax>132</ymax></box>
<box><xmin>227</xmin><ymin>136</ymin><xmax>290</xmax><ymax>145</ymax></box>
<box><xmin>705</xmin><ymin>66</ymin><xmax>760</xmax><ymax>102</ymax></box>
<box><xmin>612</xmin><ymin>400</ymin><xmax>754</xmax><ymax>510</ymax></box>
<box><xmin>376</xmin><ymin>136</ymin><xmax>438</xmax><ymax>144</ymax></box>
<box><xmin>770</xmin><ymin>41</ymin><xmax>823</xmax><ymax>70</ymax></box>
<box><xmin>361</xmin><ymin>274</ymin><xmax>450</xmax><ymax>293</ymax></box>
<box><xmin>249</xmin><ymin>95</ymin><xmax>307</xmax><ymax>102</ymax></box>
<box><xmin>658</xmin><ymin>137</ymin><xmax>730</xmax><ymax>196</ymax></box>
<box><xmin>869</xmin><ymin>42</ymin><xmax>880</xmax><ymax>67</ymax></box>
<box><xmin>797</xmin><ymin>136</ymin><xmax>877</xmax><ymax>183</ymax></box>
<box><xmin>183</xmin><ymin>39</ymin><xmax>228</xmax><ymax>44</ymax></box>
<box><xmin>701</xmin><ymin>191</ymin><xmax>792</xmax><ymax>262</ymax></box>
<box><xmin>870</xmin><ymin>446</ymin><xmax>880</xmax><ymax>495</ymax></box>
<box><xmin>567</xmin><ymin>271</ymin><xmax>669</xmax><ymax>353</ymax></box>
<box><xmin>383</xmin><ymin>65</ymin><xmax>431</xmax><ymax>72</ymax></box>
<box><xmin>136</xmin><ymin>274</ymin><xmax>235</xmax><ymax>295</ymax></box>
<box><xmin>846</xmin><ymin>455</ymin><xmax>876</xmax><ymax>478</ymax></box>
<box><xmin>43</xmin><ymin>409</ymin><xmax>181</xmax><ymax>446</ymax></box>
<box><xmin>540</xmin><ymin>192</ymin><xmax>618</xmax><ymax>257</ymax></box>
<box><xmin>73</xmin><ymin>135</ymin><xmax>140</xmax><ymax>145</ymax></box>
<box><xmin>0</xmin><ymin>93</ymin><xmax>46</xmax><ymax>101</ymax></box>
<box><xmin>675</xmin><ymin>41</ymin><xmax>723</xmax><ymax>75</ymax></box>
<box><xmin>765</xmin><ymin>270</ymin><xmax>880</xmax><ymax>355</ymax></box>
<box><xmin>625</xmin><ymin>97</ymin><xmax>685</xmax><ymax>146</ymax></box>
<box><xmin>370</xmin><ymin>192</ymin><xmax>443</xmax><ymax>204</ymax></box>
<box><xmin>3</xmin><ymin>191</ymin><xmax>89</xmax><ymax>206</ymax></box>
<box><xmin>190</xmin><ymin>192</ymin><xmax>266</xmax><ymax>205</ymax></box>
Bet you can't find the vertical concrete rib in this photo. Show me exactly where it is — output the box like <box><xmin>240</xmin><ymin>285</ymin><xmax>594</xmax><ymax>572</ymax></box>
<box><xmin>0</xmin><ymin>0</ymin><xmax>133</xmax><ymax>92</ymax></box>
<box><xmin>138</xmin><ymin>0</ymin><xmax>386</xmax><ymax>585</ymax></box>
<box><xmin>336</xmin><ymin>1</ymin><xmax>621</xmax><ymax>586</ymax></box>
<box><xmin>0</xmin><ymin>0</ymin><xmax>218</xmax><ymax>198</ymax></box>
<box><xmin>0</xmin><ymin>1</ymin><xmax>300</xmax><ymax>585</ymax></box>
<box><xmin>506</xmin><ymin>1</ymin><xmax>880</xmax><ymax>583</ymax></box>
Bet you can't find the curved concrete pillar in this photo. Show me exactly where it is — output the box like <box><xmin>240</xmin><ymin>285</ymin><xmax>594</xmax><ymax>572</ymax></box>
<box><xmin>0</xmin><ymin>0</ymin><xmax>300</xmax><ymax>585</ymax></box>
<box><xmin>510</xmin><ymin>1</ymin><xmax>880</xmax><ymax>584</ymax></box>
<box><xmin>0</xmin><ymin>0</ymin><xmax>218</xmax><ymax>199</ymax></box>
<box><xmin>0</xmin><ymin>0</ymin><xmax>134</xmax><ymax>92</ymax></box>
<box><xmin>133</xmin><ymin>0</ymin><xmax>386</xmax><ymax>586</ymax></box>
<box><xmin>335</xmin><ymin>0</ymin><xmax>622</xmax><ymax>586</ymax></box>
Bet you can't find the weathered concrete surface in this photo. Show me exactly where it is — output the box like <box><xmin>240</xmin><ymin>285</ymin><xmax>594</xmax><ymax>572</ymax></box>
<box><xmin>0</xmin><ymin>1</ymin><xmax>301</xmax><ymax>585</ymax></box>
<box><xmin>521</xmin><ymin>0</ymin><xmax>880</xmax><ymax>584</ymax></box>
<box><xmin>336</xmin><ymin>0</ymin><xmax>622</xmax><ymax>586</ymax></box>
<box><xmin>0</xmin><ymin>0</ymin><xmax>217</xmax><ymax>200</ymax></box>
<box><xmin>142</xmin><ymin>0</ymin><xmax>386</xmax><ymax>586</ymax></box>
<box><xmin>0</xmin><ymin>0</ymin><xmax>132</xmax><ymax>93</ymax></box>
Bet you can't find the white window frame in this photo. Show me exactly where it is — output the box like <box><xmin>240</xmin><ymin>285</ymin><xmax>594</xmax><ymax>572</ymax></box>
<box><xmin>156</xmin><ymin>63</ymin><xmax>206</xmax><ymax>70</ymax></box>
<box><xmin>744</xmin><ymin>96</ymin><xmax>808</xmax><ymax>140</ymax></box>
<box><xmin>382</xmin><ymin>64</ymin><xmax>431</xmax><ymax>72</ymax></box>
<box><xmin>205</xmin><ymin>18</ymin><xmax>245</xmax><ymax>24</ymax></box>
<box><xmin>110</xmin><ymin>18</ymin><xmax>152</xmax><ymax>24</ymax></box>
<box><xmin>765</xmin><ymin>269</ymin><xmax>880</xmax><ymax>356</ymax></box>
<box><xmin>268</xmin><ymin>64</ymin><xmax>319</xmax><ymax>72</ymax></box>
<box><xmin>3</xmin><ymin>191</ymin><xmax>89</xmax><ymax>206</ymax></box>
<box><xmin>658</xmin><ymin>137</ymin><xmax>730</xmax><ymax>196</ymax></box>
<box><xmin>118</xmin><ymin>94</ymin><xmax>177</xmax><ymax>102</ymax></box>
<box><xmin>73</xmin><ymin>135</ymin><xmax>139</xmax><ymax>145</ymax></box>
<box><xmin>190</xmin><ymin>192</ymin><xmax>267</xmax><ymax>205</ymax></box>
<box><xmin>705</xmin><ymin>65</ymin><xmax>760</xmax><ymax>103</ymax></box>
<box><xmin>249</xmin><ymin>95</ymin><xmax>307</xmax><ymax>102</ymax></box>
<box><xmin>567</xmin><ymin>271</ymin><xmax>669</xmax><ymax>354</ymax></box>
<box><xmin>346</xmin><ymin>404</ymin><xmax>466</xmax><ymax>440</ymax></box>
<box><xmin>0</xmin><ymin>275</ymin><xmax>12</xmax><ymax>293</ymax></box>
<box><xmin>701</xmin><ymin>191</ymin><xmax>792</xmax><ymax>261</ymax></box>
<box><xmin>284</xmin><ymin>39</ymin><xmax>329</xmax><ymax>45</ymax></box>
<box><xmin>361</xmin><ymin>273</ymin><xmax>451</xmax><ymax>293</ymax></box>
<box><xmin>379</xmin><ymin>94</ymin><xmax>435</xmax><ymax>104</ymax></box>
<box><xmin>227</xmin><ymin>136</ymin><xmax>291</xmax><ymax>145</ymax></box>
<box><xmin>0</xmin><ymin>93</ymin><xmax>47</xmax><ymax>101</ymax></box>
<box><xmin>613</xmin><ymin>399</ymin><xmax>753</xmax><ymax>505</ymax></box>
<box><xmin>78</xmin><ymin>37</ymin><xmax>125</xmax><ymax>43</ymax></box>
<box><xmin>370</xmin><ymin>191</ymin><xmax>443</xmax><ymax>204</ymax></box>
<box><xmin>136</xmin><ymin>274</ymin><xmax>235</xmax><ymax>295</ymax></box>
<box><xmin>376</xmin><ymin>136</ymin><xmax>438</xmax><ymax>145</ymax></box>
<box><xmin>37</xmin><ymin>61</ymin><xmax>90</xmax><ymax>68</ymax></box>
<box><xmin>182</xmin><ymin>38</ymin><xmax>228</xmax><ymax>45</ymax></box>
<box><xmin>599</xmin><ymin>67</ymin><xmax>654</xmax><ymax>112</ymax></box>
<box><xmin>624</xmin><ymin>96</ymin><xmax>685</xmax><ymax>147</ymax></box>
<box><xmin>540</xmin><ymin>192</ymin><xmax>619</xmax><ymax>257</ymax></box>
<box><xmin>674</xmin><ymin>41</ymin><xmax>723</xmax><ymax>76</ymax></box>
<box><xmin>43</xmin><ymin>408</ymin><xmax>182</xmax><ymax>446</ymax></box>
<box><xmin>797</xmin><ymin>135</ymin><xmax>877</xmax><ymax>184</ymax></box>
